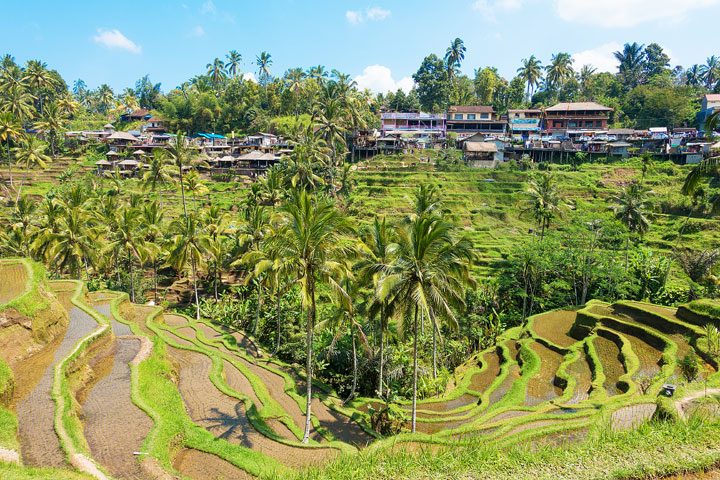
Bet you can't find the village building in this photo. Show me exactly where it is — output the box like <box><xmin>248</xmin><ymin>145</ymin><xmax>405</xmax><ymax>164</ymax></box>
<box><xmin>380</xmin><ymin>112</ymin><xmax>446</xmax><ymax>138</ymax></box>
<box><xmin>120</xmin><ymin>108</ymin><xmax>151</xmax><ymax>122</ymax></box>
<box><xmin>508</xmin><ymin>109</ymin><xmax>543</xmax><ymax>138</ymax></box>
<box><xmin>144</xmin><ymin>116</ymin><xmax>167</xmax><ymax>134</ymax></box>
<box><xmin>700</xmin><ymin>94</ymin><xmax>720</xmax><ymax>134</ymax></box>
<box><xmin>446</xmin><ymin>106</ymin><xmax>506</xmax><ymax>136</ymax></box>
<box><xmin>544</xmin><ymin>102</ymin><xmax>613</xmax><ymax>137</ymax></box>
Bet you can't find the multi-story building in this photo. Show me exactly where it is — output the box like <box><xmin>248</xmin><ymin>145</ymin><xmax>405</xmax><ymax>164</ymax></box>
<box><xmin>380</xmin><ymin>112</ymin><xmax>446</xmax><ymax>137</ymax></box>
<box><xmin>544</xmin><ymin>102</ymin><xmax>613</xmax><ymax>136</ymax></box>
<box><xmin>446</xmin><ymin>106</ymin><xmax>506</xmax><ymax>135</ymax></box>
<box><xmin>700</xmin><ymin>94</ymin><xmax>720</xmax><ymax>133</ymax></box>
<box><xmin>507</xmin><ymin>109</ymin><xmax>543</xmax><ymax>137</ymax></box>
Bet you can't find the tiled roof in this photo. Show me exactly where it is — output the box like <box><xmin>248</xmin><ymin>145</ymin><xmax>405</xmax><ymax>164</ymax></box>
<box><xmin>545</xmin><ymin>102</ymin><xmax>612</xmax><ymax>112</ymax></box>
<box><xmin>449</xmin><ymin>105</ymin><xmax>494</xmax><ymax>114</ymax></box>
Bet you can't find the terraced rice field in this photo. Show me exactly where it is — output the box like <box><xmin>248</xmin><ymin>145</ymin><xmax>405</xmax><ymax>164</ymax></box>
<box><xmin>0</xmin><ymin>262</ymin><xmax>28</xmax><ymax>304</ymax></box>
<box><xmin>2</xmin><ymin>259</ymin><xmax>720</xmax><ymax>479</ymax></box>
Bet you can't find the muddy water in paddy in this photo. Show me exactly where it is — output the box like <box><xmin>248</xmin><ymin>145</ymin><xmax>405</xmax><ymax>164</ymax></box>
<box><xmin>173</xmin><ymin>449</ymin><xmax>253</xmax><ymax>480</ymax></box>
<box><xmin>16</xmin><ymin>301</ymin><xmax>99</xmax><ymax>467</ymax></box>
<box><xmin>622</xmin><ymin>330</ymin><xmax>663</xmax><ymax>381</ymax></box>
<box><xmin>81</xmin><ymin>304</ymin><xmax>152</xmax><ymax>479</ymax></box>
<box><xmin>532</xmin><ymin>310</ymin><xmax>579</xmax><ymax>348</ymax></box>
<box><xmin>525</xmin><ymin>342</ymin><xmax>564</xmax><ymax>406</ymax></box>
<box><xmin>593</xmin><ymin>334</ymin><xmax>626</xmax><ymax>396</ymax></box>
<box><xmin>82</xmin><ymin>337</ymin><xmax>152</xmax><ymax>479</ymax></box>
<box><xmin>469</xmin><ymin>350</ymin><xmax>502</xmax><ymax>394</ymax></box>
<box><xmin>0</xmin><ymin>262</ymin><xmax>28</xmax><ymax>303</ymax></box>
<box><xmin>567</xmin><ymin>353</ymin><xmax>593</xmax><ymax>403</ymax></box>
<box><xmin>165</xmin><ymin>343</ymin><xmax>337</xmax><ymax>467</ymax></box>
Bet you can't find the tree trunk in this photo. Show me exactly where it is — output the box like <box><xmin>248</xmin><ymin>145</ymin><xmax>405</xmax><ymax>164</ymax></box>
<box><xmin>411</xmin><ymin>305</ymin><xmax>419</xmax><ymax>434</ymax></box>
<box><xmin>153</xmin><ymin>260</ymin><xmax>158</xmax><ymax>304</ymax></box>
<box><xmin>129</xmin><ymin>254</ymin><xmax>135</xmax><ymax>303</ymax></box>
<box><xmin>191</xmin><ymin>255</ymin><xmax>200</xmax><ymax>321</ymax></box>
<box><xmin>432</xmin><ymin>316</ymin><xmax>438</xmax><ymax>381</ymax></box>
<box><xmin>377</xmin><ymin>304</ymin><xmax>385</xmax><ymax>398</ymax></box>
<box><xmin>347</xmin><ymin>327</ymin><xmax>357</xmax><ymax>403</ymax></box>
<box><xmin>253</xmin><ymin>281</ymin><xmax>262</xmax><ymax>335</ymax></box>
<box><xmin>302</xmin><ymin>276</ymin><xmax>315</xmax><ymax>444</ymax></box>
<box><xmin>625</xmin><ymin>236</ymin><xmax>630</xmax><ymax>271</ymax></box>
<box><xmin>274</xmin><ymin>289</ymin><xmax>282</xmax><ymax>355</ymax></box>
<box><xmin>214</xmin><ymin>264</ymin><xmax>219</xmax><ymax>301</ymax></box>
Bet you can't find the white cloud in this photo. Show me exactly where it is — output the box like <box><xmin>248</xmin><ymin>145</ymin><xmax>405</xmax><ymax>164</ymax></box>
<box><xmin>201</xmin><ymin>0</ymin><xmax>216</xmax><ymax>15</ymax></box>
<box><xmin>243</xmin><ymin>72</ymin><xmax>257</xmax><ymax>83</ymax></box>
<box><xmin>472</xmin><ymin>0</ymin><xmax>523</xmax><ymax>21</ymax></box>
<box><xmin>572</xmin><ymin>42</ymin><xmax>621</xmax><ymax>73</ymax></box>
<box><xmin>346</xmin><ymin>10</ymin><xmax>363</xmax><ymax>24</ymax></box>
<box><xmin>93</xmin><ymin>29</ymin><xmax>141</xmax><ymax>54</ymax></box>
<box><xmin>366</xmin><ymin>6</ymin><xmax>391</xmax><ymax>20</ymax></box>
<box><xmin>190</xmin><ymin>25</ymin><xmax>205</xmax><ymax>37</ymax></box>
<box><xmin>346</xmin><ymin>6</ymin><xmax>392</xmax><ymax>24</ymax></box>
<box><xmin>354</xmin><ymin>65</ymin><xmax>413</xmax><ymax>93</ymax></box>
<box><xmin>555</xmin><ymin>0</ymin><xmax>720</xmax><ymax>28</ymax></box>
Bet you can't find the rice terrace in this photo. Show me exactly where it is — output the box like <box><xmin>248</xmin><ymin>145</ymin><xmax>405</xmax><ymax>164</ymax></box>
<box><xmin>3</xmin><ymin>1</ymin><xmax>720</xmax><ymax>479</ymax></box>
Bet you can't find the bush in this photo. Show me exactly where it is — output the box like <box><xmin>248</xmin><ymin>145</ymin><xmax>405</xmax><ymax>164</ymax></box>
<box><xmin>679</xmin><ymin>352</ymin><xmax>700</xmax><ymax>382</ymax></box>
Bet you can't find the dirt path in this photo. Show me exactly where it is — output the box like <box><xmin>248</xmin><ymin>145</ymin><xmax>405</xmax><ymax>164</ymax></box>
<box><xmin>82</xmin><ymin>335</ymin><xmax>152</xmax><ymax>479</ymax></box>
<box><xmin>165</xmin><ymin>341</ymin><xmax>338</xmax><ymax>467</ymax></box>
<box><xmin>16</xmin><ymin>301</ymin><xmax>99</xmax><ymax>467</ymax></box>
<box><xmin>676</xmin><ymin>388</ymin><xmax>720</xmax><ymax>420</ymax></box>
<box><xmin>173</xmin><ymin>449</ymin><xmax>253</xmax><ymax>480</ymax></box>
<box><xmin>0</xmin><ymin>262</ymin><xmax>28</xmax><ymax>304</ymax></box>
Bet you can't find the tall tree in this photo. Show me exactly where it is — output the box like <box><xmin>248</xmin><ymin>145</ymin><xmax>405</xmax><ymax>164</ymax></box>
<box><xmin>256</xmin><ymin>51</ymin><xmax>273</xmax><ymax>85</ymax></box>
<box><xmin>444</xmin><ymin>38</ymin><xmax>466</xmax><ymax>81</ymax></box>
<box><xmin>614</xmin><ymin>42</ymin><xmax>646</xmax><ymax>89</ymax></box>
<box><xmin>526</xmin><ymin>173</ymin><xmax>561</xmax><ymax>241</ymax></box>
<box><xmin>517</xmin><ymin>55</ymin><xmax>543</xmax><ymax>99</ymax></box>
<box><xmin>225</xmin><ymin>50</ymin><xmax>243</xmax><ymax>78</ymax></box>
<box><xmin>545</xmin><ymin>53</ymin><xmax>574</xmax><ymax>91</ymax></box>
<box><xmin>612</xmin><ymin>181</ymin><xmax>651</xmax><ymax>268</ymax></box>
<box><xmin>270</xmin><ymin>190</ymin><xmax>353</xmax><ymax>443</ymax></box>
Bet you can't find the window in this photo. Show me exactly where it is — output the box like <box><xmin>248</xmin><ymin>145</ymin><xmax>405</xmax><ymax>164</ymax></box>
<box><xmin>467</xmin><ymin>114</ymin><xmax>476</xmax><ymax>120</ymax></box>
<box><xmin>454</xmin><ymin>114</ymin><xmax>463</xmax><ymax>120</ymax></box>
<box><xmin>480</xmin><ymin>113</ymin><xmax>489</xmax><ymax>119</ymax></box>
<box><xmin>585</xmin><ymin>121</ymin><xmax>594</xmax><ymax>128</ymax></box>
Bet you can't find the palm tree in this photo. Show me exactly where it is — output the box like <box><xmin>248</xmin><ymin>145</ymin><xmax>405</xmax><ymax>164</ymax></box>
<box><xmin>167</xmin><ymin>215</ymin><xmax>207</xmax><ymax>320</ymax></box>
<box><xmin>96</xmin><ymin>84</ymin><xmax>115</xmax><ymax>114</ymax></box>
<box><xmin>256</xmin><ymin>51</ymin><xmax>273</xmax><ymax>85</ymax></box>
<box><xmin>234</xmin><ymin>205</ymin><xmax>270</xmax><ymax>334</ymax></box>
<box><xmin>355</xmin><ymin>216</ymin><xmax>396</xmax><ymax>397</ymax></box>
<box><xmin>50</xmin><ymin>206</ymin><xmax>98</xmax><ymax>279</ymax></box>
<box><xmin>142</xmin><ymin>200</ymin><xmax>165</xmax><ymax>303</ymax></box>
<box><xmin>614</xmin><ymin>43</ymin><xmax>646</xmax><ymax>89</ymax></box>
<box><xmin>0</xmin><ymin>112</ymin><xmax>21</xmax><ymax>183</ymax></box>
<box><xmin>33</xmin><ymin>103</ymin><xmax>65</xmax><ymax>156</ymax></box>
<box><xmin>201</xmin><ymin>205</ymin><xmax>228</xmax><ymax>301</ymax></box>
<box><xmin>13</xmin><ymin>135</ymin><xmax>52</xmax><ymax>170</ymax></box>
<box><xmin>108</xmin><ymin>206</ymin><xmax>148</xmax><ymax>302</ymax></box>
<box><xmin>225</xmin><ymin>50</ymin><xmax>243</xmax><ymax>77</ymax></box>
<box><xmin>701</xmin><ymin>56</ymin><xmax>720</xmax><ymax>90</ymax></box>
<box><xmin>313</xmin><ymin>84</ymin><xmax>348</xmax><ymax>180</ymax></box>
<box><xmin>380</xmin><ymin>212</ymin><xmax>473</xmax><ymax>432</ymax></box>
<box><xmin>546</xmin><ymin>53</ymin><xmax>574</xmax><ymax>90</ymax></box>
<box><xmin>1</xmin><ymin>85</ymin><xmax>35</xmax><ymax>123</ymax></box>
<box><xmin>526</xmin><ymin>173</ymin><xmax>561</xmax><ymax>240</ymax></box>
<box><xmin>23</xmin><ymin>59</ymin><xmax>56</xmax><ymax>115</ymax></box>
<box><xmin>166</xmin><ymin>131</ymin><xmax>199</xmax><ymax>218</ymax></box>
<box><xmin>517</xmin><ymin>55</ymin><xmax>543</xmax><ymax>99</ymax></box>
<box><xmin>444</xmin><ymin>38</ymin><xmax>466</xmax><ymax>81</ymax></box>
<box><xmin>612</xmin><ymin>181</ymin><xmax>651</xmax><ymax>268</ymax></box>
<box><xmin>206</xmin><ymin>57</ymin><xmax>227</xmax><ymax>88</ymax></box>
<box><xmin>686</xmin><ymin>64</ymin><xmax>704</xmax><ymax>87</ymax></box>
<box><xmin>578</xmin><ymin>65</ymin><xmax>597</xmax><ymax>97</ymax></box>
<box><xmin>269</xmin><ymin>190</ymin><xmax>353</xmax><ymax>443</ymax></box>
<box><xmin>142</xmin><ymin>149</ymin><xmax>174</xmax><ymax>195</ymax></box>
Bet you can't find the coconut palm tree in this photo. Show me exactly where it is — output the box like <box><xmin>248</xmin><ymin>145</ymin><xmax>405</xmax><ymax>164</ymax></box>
<box><xmin>380</xmin><ymin>212</ymin><xmax>473</xmax><ymax>432</ymax></box>
<box><xmin>578</xmin><ymin>65</ymin><xmax>597</xmax><ymax>97</ymax></box>
<box><xmin>256</xmin><ymin>51</ymin><xmax>273</xmax><ymax>85</ymax></box>
<box><xmin>614</xmin><ymin>43</ymin><xmax>646</xmax><ymax>89</ymax></box>
<box><xmin>355</xmin><ymin>216</ymin><xmax>397</xmax><ymax>397</ymax></box>
<box><xmin>142</xmin><ymin>200</ymin><xmax>165</xmax><ymax>303</ymax></box>
<box><xmin>686</xmin><ymin>65</ymin><xmax>704</xmax><ymax>87</ymax></box>
<box><xmin>166</xmin><ymin>131</ymin><xmax>199</xmax><ymax>218</ymax></box>
<box><xmin>50</xmin><ymin>206</ymin><xmax>98</xmax><ymax>279</ymax></box>
<box><xmin>234</xmin><ymin>205</ymin><xmax>271</xmax><ymax>334</ymax></box>
<box><xmin>23</xmin><ymin>59</ymin><xmax>56</xmax><ymax>115</ymax></box>
<box><xmin>545</xmin><ymin>52</ymin><xmax>574</xmax><ymax>90</ymax></box>
<box><xmin>517</xmin><ymin>55</ymin><xmax>543</xmax><ymax>99</ymax></box>
<box><xmin>313</xmin><ymin>85</ymin><xmax>348</xmax><ymax>177</ymax></box>
<box><xmin>33</xmin><ymin>103</ymin><xmax>65</xmax><ymax>156</ymax></box>
<box><xmin>701</xmin><ymin>56</ymin><xmax>720</xmax><ymax>90</ymax></box>
<box><xmin>201</xmin><ymin>205</ymin><xmax>228</xmax><ymax>301</ymax></box>
<box><xmin>206</xmin><ymin>57</ymin><xmax>227</xmax><ymax>88</ymax></box>
<box><xmin>444</xmin><ymin>38</ymin><xmax>466</xmax><ymax>81</ymax></box>
<box><xmin>96</xmin><ymin>84</ymin><xmax>115</xmax><ymax>114</ymax></box>
<box><xmin>612</xmin><ymin>181</ymin><xmax>651</xmax><ymax>268</ymax></box>
<box><xmin>1</xmin><ymin>85</ymin><xmax>36</xmax><ymax>123</ymax></box>
<box><xmin>13</xmin><ymin>135</ymin><xmax>52</xmax><ymax>170</ymax></box>
<box><xmin>108</xmin><ymin>206</ymin><xmax>149</xmax><ymax>302</ymax></box>
<box><xmin>167</xmin><ymin>214</ymin><xmax>207</xmax><ymax>320</ymax></box>
<box><xmin>526</xmin><ymin>173</ymin><xmax>561</xmax><ymax>241</ymax></box>
<box><xmin>269</xmin><ymin>190</ymin><xmax>353</xmax><ymax>443</ymax></box>
<box><xmin>225</xmin><ymin>50</ymin><xmax>243</xmax><ymax>77</ymax></box>
<box><xmin>142</xmin><ymin>149</ymin><xmax>174</xmax><ymax>195</ymax></box>
<box><xmin>0</xmin><ymin>112</ymin><xmax>21</xmax><ymax>183</ymax></box>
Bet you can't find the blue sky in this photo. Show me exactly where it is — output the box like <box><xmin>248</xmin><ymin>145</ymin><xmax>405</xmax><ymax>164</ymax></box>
<box><xmin>2</xmin><ymin>0</ymin><xmax>719</xmax><ymax>93</ymax></box>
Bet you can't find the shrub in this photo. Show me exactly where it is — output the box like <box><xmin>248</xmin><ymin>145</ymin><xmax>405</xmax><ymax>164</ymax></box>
<box><xmin>679</xmin><ymin>352</ymin><xmax>700</xmax><ymax>382</ymax></box>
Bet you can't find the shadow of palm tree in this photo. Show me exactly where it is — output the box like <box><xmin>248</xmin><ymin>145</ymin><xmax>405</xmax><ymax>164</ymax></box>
<box><xmin>204</xmin><ymin>403</ymin><xmax>257</xmax><ymax>448</ymax></box>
